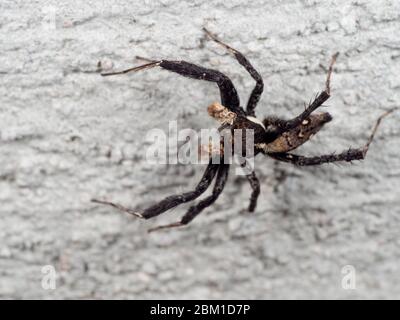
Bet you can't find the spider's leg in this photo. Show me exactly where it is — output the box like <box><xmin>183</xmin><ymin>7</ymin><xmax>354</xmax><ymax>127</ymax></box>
<box><xmin>245</xmin><ymin>171</ymin><xmax>260</xmax><ymax>212</ymax></box>
<box><xmin>363</xmin><ymin>108</ymin><xmax>396</xmax><ymax>152</ymax></box>
<box><xmin>148</xmin><ymin>164</ymin><xmax>230</xmax><ymax>232</ymax></box>
<box><xmin>203</xmin><ymin>28</ymin><xmax>264</xmax><ymax>117</ymax></box>
<box><xmin>159</xmin><ymin>60</ymin><xmax>243</xmax><ymax>114</ymax></box>
<box><xmin>91</xmin><ymin>160</ymin><xmax>219</xmax><ymax>219</ymax></box>
<box><xmin>101</xmin><ymin>61</ymin><xmax>161</xmax><ymax>76</ymax></box>
<box><xmin>269</xmin><ymin>150</ymin><xmax>364</xmax><ymax>166</ymax></box>
<box><xmin>280</xmin><ymin>52</ymin><xmax>339</xmax><ymax>131</ymax></box>
<box><xmin>91</xmin><ymin>199</ymin><xmax>144</xmax><ymax>218</ymax></box>
<box><xmin>325</xmin><ymin>52</ymin><xmax>339</xmax><ymax>95</ymax></box>
<box><xmin>268</xmin><ymin>109</ymin><xmax>396</xmax><ymax>166</ymax></box>
<box><xmin>102</xmin><ymin>59</ymin><xmax>244</xmax><ymax>115</ymax></box>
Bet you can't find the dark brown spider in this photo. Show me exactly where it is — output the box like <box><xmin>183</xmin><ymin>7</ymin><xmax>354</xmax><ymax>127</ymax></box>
<box><xmin>92</xmin><ymin>28</ymin><xmax>395</xmax><ymax>232</ymax></box>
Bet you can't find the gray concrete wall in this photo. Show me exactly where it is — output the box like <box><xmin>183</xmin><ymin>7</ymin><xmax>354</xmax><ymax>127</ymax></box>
<box><xmin>1</xmin><ymin>0</ymin><xmax>399</xmax><ymax>299</ymax></box>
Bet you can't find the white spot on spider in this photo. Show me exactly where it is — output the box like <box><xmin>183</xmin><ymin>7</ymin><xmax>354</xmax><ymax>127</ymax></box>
<box><xmin>255</xmin><ymin>142</ymin><xmax>269</xmax><ymax>152</ymax></box>
<box><xmin>208</xmin><ymin>102</ymin><xmax>236</xmax><ymax>124</ymax></box>
<box><xmin>134</xmin><ymin>212</ymin><xmax>144</xmax><ymax>218</ymax></box>
<box><xmin>302</xmin><ymin>119</ymin><xmax>309</xmax><ymax>125</ymax></box>
<box><xmin>246</xmin><ymin>116</ymin><xmax>266</xmax><ymax>130</ymax></box>
<box><xmin>287</xmin><ymin>154</ymin><xmax>293</xmax><ymax>159</ymax></box>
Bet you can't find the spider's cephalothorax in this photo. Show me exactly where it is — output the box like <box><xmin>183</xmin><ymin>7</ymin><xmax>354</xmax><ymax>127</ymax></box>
<box><xmin>92</xmin><ymin>28</ymin><xmax>395</xmax><ymax>232</ymax></box>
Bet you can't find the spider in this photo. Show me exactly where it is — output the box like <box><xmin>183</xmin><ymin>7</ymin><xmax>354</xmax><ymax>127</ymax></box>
<box><xmin>92</xmin><ymin>28</ymin><xmax>395</xmax><ymax>232</ymax></box>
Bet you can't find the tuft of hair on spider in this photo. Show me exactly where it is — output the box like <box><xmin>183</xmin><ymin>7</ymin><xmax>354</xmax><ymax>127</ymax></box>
<box><xmin>92</xmin><ymin>28</ymin><xmax>396</xmax><ymax>232</ymax></box>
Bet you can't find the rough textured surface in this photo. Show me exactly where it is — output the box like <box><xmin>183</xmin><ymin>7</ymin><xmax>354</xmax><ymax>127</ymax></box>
<box><xmin>1</xmin><ymin>0</ymin><xmax>399</xmax><ymax>299</ymax></box>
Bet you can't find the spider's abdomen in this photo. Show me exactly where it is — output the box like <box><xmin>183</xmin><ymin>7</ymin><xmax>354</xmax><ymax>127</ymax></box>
<box><xmin>257</xmin><ymin>112</ymin><xmax>333</xmax><ymax>153</ymax></box>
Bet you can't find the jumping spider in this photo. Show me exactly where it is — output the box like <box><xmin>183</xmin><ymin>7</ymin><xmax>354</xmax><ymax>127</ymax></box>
<box><xmin>92</xmin><ymin>28</ymin><xmax>394</xmax><ymax>232</ymax></box>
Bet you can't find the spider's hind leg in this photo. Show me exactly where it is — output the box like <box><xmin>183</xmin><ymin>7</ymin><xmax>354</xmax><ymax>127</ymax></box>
<box><xmin>245</xmin><ymin>171</ymin><xmax>260</xmax><ymax>212</ymax></box>
<box><xmin>204</xmin><ymin>28</ymin><xmax>264</xmax><ymax>117</ymax></box>
<box><xmin>92</xmin><ymin>160</ymin><xmax>219</xmax><ymax>220</ymax></box>
<box><xmin>148</xmin><ymin>164</ymin><xmax>230</xmax><ymax>232</ymax></box>
<box><xmin>269</xmin><ymin>108</ymin><xmax>396</xmax><ymax>166</ymax></box>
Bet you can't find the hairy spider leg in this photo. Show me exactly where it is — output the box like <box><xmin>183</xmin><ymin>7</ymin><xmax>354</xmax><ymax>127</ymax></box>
<box><xmin>239</xmin><ymin>161</ymin><xmax>261</xmax><ymax>212</ymax></box>
<box><xmin>91</xmin><ymin>160</ymin><xmax>219</xmax><ymax>219</ymax></box>
<box><xmin>102</xmin><ymin>59</ymin><xmax>244</xmax><ymax>115</ymax></box>
<box><xmin>268</xmin><ymin>108</ymin><xmax>396</xmax><ymax>166</ymax></box>
<box><xmin>148</xmin><ymin>164</ymin><xmax>230</xmax><ymax>232</ymax></box>
<box><xmin>203</xmin><ymin>28</ymin><xmax>264</xmax><ymax>117</ymax></box>
<box><xmin>279</xmin><ymin>52</ymin><xmax>339</xmax><ymax>132</ymax></box>
<box><xmin>246</xmin><ymin>171</ymin><xmax>261</xmax><ymax>212</ymax></box>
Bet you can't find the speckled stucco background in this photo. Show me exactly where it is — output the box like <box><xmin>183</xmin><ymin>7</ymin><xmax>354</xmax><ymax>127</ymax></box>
<box><xmin>1</xmin><ymin>0</ymin><xmax>399</xmax><ymax>299</ymax></box>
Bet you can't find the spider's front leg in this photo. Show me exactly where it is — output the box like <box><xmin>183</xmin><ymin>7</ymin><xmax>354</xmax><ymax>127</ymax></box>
<box><xmin>203</xmin><ymin>28</ymin><xmax>264</xmax><ymax>117</ymax></box>
<box><xmin>91</xmin><ymin>159</ymin><xmax>219</xmax><ymax>220</ymax></box>
<box><xmin>269</xmin><ymin>109</ymin><xmax>396</xmax><ymax>166</ymax></box>
<box><xmin>148</xmin><ymin>164</ymin><xmax>230</xmax><ymax>232</ymax></box>
<box><xmin>269</xmin><ymin>149</ymin><xmax>365</xmax><ymax>166</ymax></box>
<box><xmin>102</xmin><ymin>58</ymin><xmax>244</xmax><ymax>115</ymax></box>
